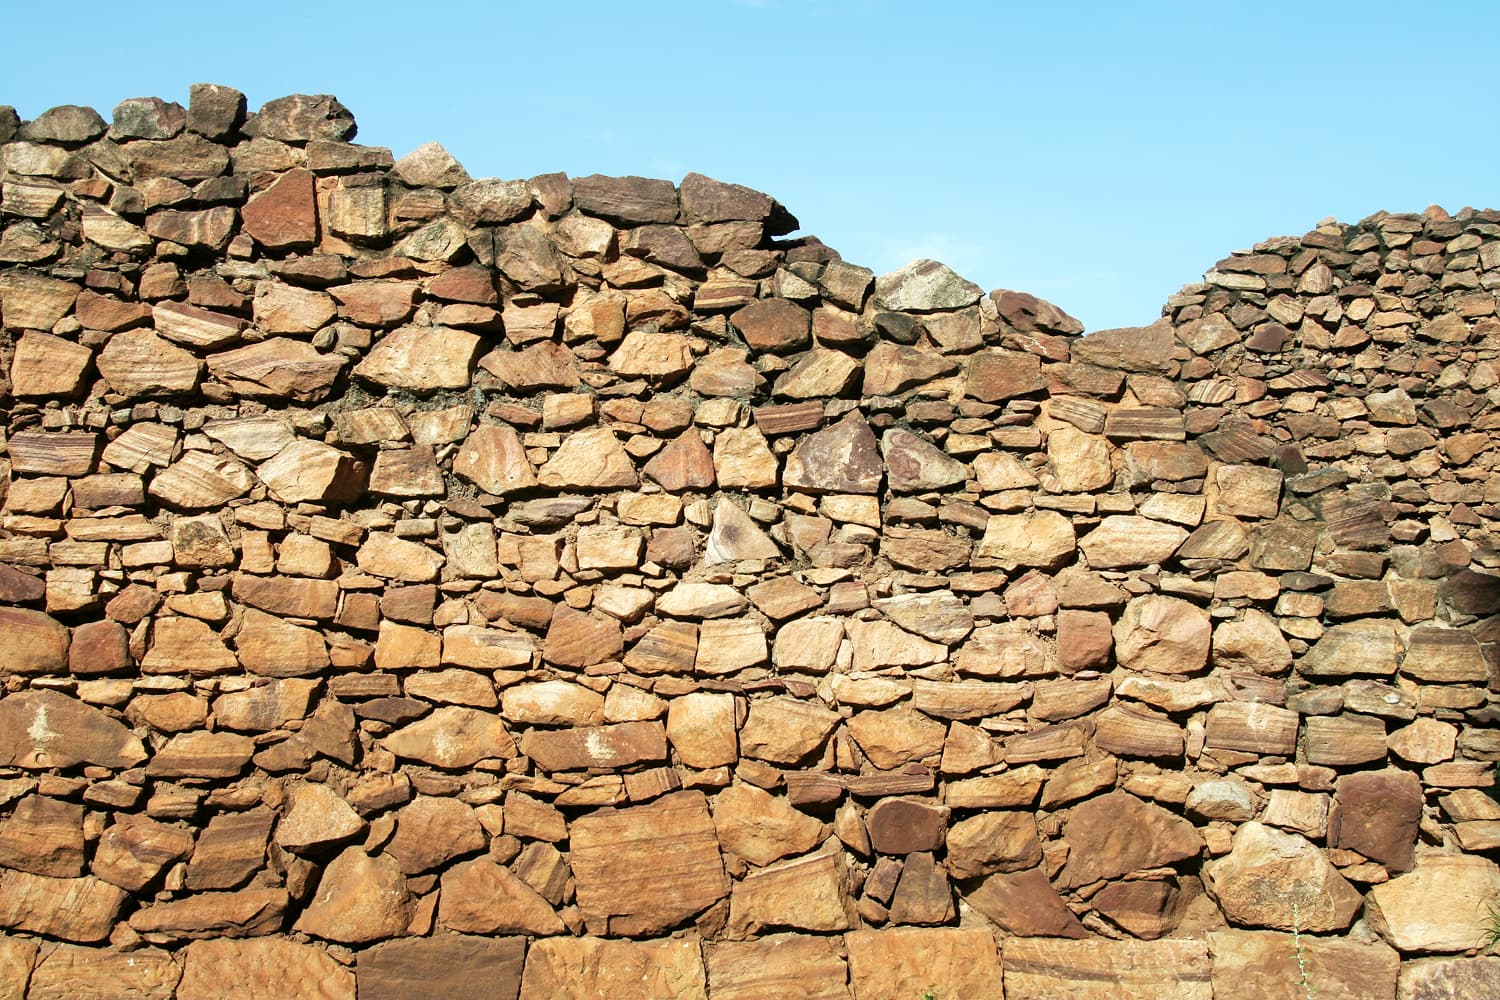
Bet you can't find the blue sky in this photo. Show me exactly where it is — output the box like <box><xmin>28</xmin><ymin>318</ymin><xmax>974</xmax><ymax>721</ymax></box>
<box><xmin>5</xmin><ymin>1</ymin><xmax>1498</xmax><ymax>332</ymax></box>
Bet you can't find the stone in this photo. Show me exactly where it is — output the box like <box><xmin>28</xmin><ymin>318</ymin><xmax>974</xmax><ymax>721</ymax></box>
<box><xmin>185</xmin><ymin>810</ymin><xmax>274</xmax><ymax>890</ymax></box>
<box><xmin>0</xmin><ymin>870</ymin><xmax>126</xmax><ymax>942</ymax></box>
<box><xmin>257</xmin><ymin>439</ymin><xmax>365</xmax><ymax>504</ymax></box>
<box><xmin>295</xmin><ymin>847</ymin><xmax>413</xmax><ymax>944</ymax></box>
<box><xmin>1079</xmin><ymin>515</ymin><xmax>1188</xmax><ymax>568</ymax></box>
<box><xmin>26</xmin><ymin>943</ymin><xmax>181</xmax><ymax>1000</ymax></box>
<box><xmin>1213</xmin><ymin>610</ymin><xmax>1292</xmax><ymax>674</ymax></box>
<box><xmin>739</xmin><ymin>696</ymin><xmax>842</xmax><ymax>765</ymax></box>
<box><xmin>1058</xmin><ymin>791</ymin><xmax>1202</xmax><ymax>888</ymax></box>
<box><xmin>863</xmin><ymin>342</ymin><xmax>959</xmax><ymax>396</ymax></box>
<box><xmin>731</xmin><ymin>298</ymin><xmax>811</xmax><ymax>353</ymax></box>
<box><xmin>945</xmin><ymin>811</ymin><xmax>1044</xmax><ymax>880</ymax></box>
<box><xmin>537</xmin><ymin>427</ymin><xmax>639</xmax><ymax>488</ymax></box>
<box><xmin>24</xmin><ymin>103</ymin><xmax>107</xmax><ymax>142</ymax></box>
<box><xmin>1398</xmin><ymin>957</ymin><xmax>1500</xmax><ymax>1000</ymax></box>
<box><xmin>1304</xmin><ymin>714</ymin><xmax>1388</xmax><ymax>767</ymax></box>
<box><xmin>1298</xmin><ymin>621</ymin><xmax>1400</xmax><ymax>677</ymax></box>
<box><xmin>145</xmin><ymin>207</ymin><xmax>237</xmax><ymax>251</ymax></box>
<box><xmin>1048</xmin><ymin>426</ymin><xmax>1114</xmax><ymax>491</ymax></box>
<box><xmin>1003</xmin><ymin>938</ymin><xmax>1211</xmax><ymax>1000</ymax></box>
<box><xmin>845</xmin><ymin>619</ymin><xmax>947</xmax><ymax>671</ymax></box>
<box><xmin>1095</xmin><ymin>703</ymin><xmax>1186</xmax><ymax>758</ymax></box>
<box><xmin>783</xmin><ymin>412</ymin><xmax>882</xmax><ymax>494</ymax></box>
<box><xmin>874</xmin><ymin>259</ymin><xmax>982</xmax><ymax>311</ymax></box>
<box><xmin>1208</xmin><ymin>929</ymin><xmax>1398</xmax><ymax>1000</ymax></box>
<box><xmin>207</xmin><ymin>338</ymin><xmax>346</xmax><ymax>402</ymax></box>
<box><xmin>707</xmin><ymin>934</ymin><xmax>848</xmax><ymax>1000</ymax></box>
<box><xmin>773</xmin><ymin>616</ymin><xmax>843</xmax><ymax>671</ymax></box>
<box><xmin>177</xmin><ymin>938</ymin><xmax>353</xmax><ymax>1000</ymax></box>
<box><xmin>149</xmin><ymin>450</ymin><xmax>253</xmax><ymax>509</ymax></box>
<box><xmin>154</xmin><ymin>301</ymin><xmax>247</xmax><ymax>348</ymax></box>
<box><xmin>713</xmin><ymin>783</ymin><xmax>825</xmax><ymax>867</ymax></box>
<box><xmin>1401</xmin><ymin>627</ymin><xmax>1490</xmax><ymax>683</ymax></box>
<box><xmin>1204</xmin><ymin>702</ymin><xmax>1300</xmax><ymax>755</ymax></box>
<box><xmin>696</xmin><ymin>618</ymin><xmax>769</xmax><ymax>673</ymax></box>
<box><xmin>522</xmin><ymin>720</ymin><xmax>667</xmax><ymax>771</ymax></box>
<box><xmin>728</xmin><ymin>848</ymin><xmax>855</xmax><ymax>935</ymax></box>
<box><xmin>245</xmin><ymin>93</ymin><xmax>356</xmax><ymax>142</ymax></box>
<box><xmin>356</xmin><ymin>533</ymin><xmax>444</xmax><ymax>582</ymax></box>
<box><xmin>438</xmin><ymin>857</ymin><xmax>563</xmax><ymax>936</ymax></box>
<box><xmin>966</xmin><ymin>349</ymin><xmax>1046</xmax><ymax>401</ymax></box>
<box><xmin>0</xmin><ymin>794</ymin><xmax>83</xmax><ymax>876</ymax></box>
<box><xmin>357</xmin><ymin>936</ymin><xmax>525</xmax><ymax>1000</ymax></box>
<box><xmin>96</xmin><ymin>814</ymin><xmax>197</xmax><ymax>892</ymax></box>
<box><xmin>974</xmin><ymin>511</ymin><xmax>1076</xmax><ymax>570</ymax></box>
<box><xmin>382</xmin><ymin>707</ymin><xmax>515</xmax><ymax>768</ymax></box>
<box><xmin>0</xmin><ymin>272</ymin><xmax>79</xmax><ymax>330</ymax></box>
<box><xmin>963</xmin><ymin>866</ymin><xmax>1087</xmax><ymax>938</ymax></box>
<box><xmin>142</xmin><ymin>617</ymin><xmax>237</xmax><ymax>676</ymax></box>
<box><xmin>569</xmin><ymin>790</ymin><xmax>728</xmax><ymax>935</ymax></box>
<box><xmin>354</xmin><ymin>326</ymin><xmax>480</xmax><ymax>391</ymax></box>
<box><xmin>1113</xmin><ymin>594</ymin><xmax>1212</xmax><ymax>674</ymax></box>
<box><xmin>0</xmin><ymin>690</ymin><xmax>146</xmax><ymax>769</ymax></box>
<box><xmin>645</xmin><ymin>429</ymin><xmax>716</xmax><ymax>490</ymax></box>
<box><xmin>234</xmin><ymin>609</ymin><xmax>329</xmax><ymax>677</ymax></box>
<box><xmin>713</xmin><ymin>427</ymin><xmax>779</xmax><ymax>488</ymax></box>
<box><xmin>1329</xmin><ymin>768</ymin><xmax>1422</xmax><ymax>871</ymax></box>
<box><xmin>1366</xmin><ymin>853</ymin><xmax>1500</xmax><ymax>953</ymax></box>
<box><xmin>846</xmin><ymin>927</ymin><xmax>1001</xmax><ymax>1000</ymax></box>
<box><xmin>846</xmin><ymin>707</ymin><xmax>946</xmax><ymax>770</ymax></box>
<box><xmin>881</xmin><ymin>428</ymin><xmax>967</xmax><ymax>492</ymax></box>
<box><xmin>272</xmin><ymin>783</ymin><xmax>364</xmax><ymax>855</ymax></box>
<box><xmin>502</xmin><ymin>680</ymin><xmax>604</xmax><ymax>726</ymax></box>
<box><xmin>10</xmin><ymin>331</ymin><xmax>92</xmax><ymax>397</ymax></box>
<box><xmin>542</xmin><ymin>606</ymin><xmax>623</xmax><ymax>667</ymax></box>
<box><xmin>572</xmin><ymin>174</ymin><xmax>679</xmax><ymax>224</ymax></box>
<box><xmin>1204</xmin><ymin>822</ymin><xmax>1362</xmax><ymax>932</ymax></box>
<box><xmin>519</xmin><ymin>937</ymin><xmax>706</xmax><ymax>999</ymax></box>
<box><xmin>0</xmin><ymin>607</ymin><xmax>69</xmax><ymax>674</ymax></box>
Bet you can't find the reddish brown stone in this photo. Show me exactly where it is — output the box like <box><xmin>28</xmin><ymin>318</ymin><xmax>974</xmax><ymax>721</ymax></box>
<box><xmin>241</xmin><ymin>168</ymin><xmax>317</xmax><ymax>249</ymax></box>
<box><xmin>1328</xmin><ymin>768</ymin><xmax>1422</xmax><ymax>872</ymax></box>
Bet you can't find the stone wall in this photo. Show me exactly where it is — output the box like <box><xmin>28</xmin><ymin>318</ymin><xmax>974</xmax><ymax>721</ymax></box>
<box><xmin>0</xmin><ymin>86</ymin><xmax>1496</xmax><ymax>998</ymax></box>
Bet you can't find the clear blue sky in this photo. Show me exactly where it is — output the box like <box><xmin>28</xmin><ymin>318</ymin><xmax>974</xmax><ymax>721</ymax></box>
<box><xmin>5</xmin><ymin>1</ymin><xmax>1498</xmax><ymax>332</ymax></box>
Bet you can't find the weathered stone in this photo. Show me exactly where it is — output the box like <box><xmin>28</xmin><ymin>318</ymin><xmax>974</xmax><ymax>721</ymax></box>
<box><xmin>381</xmin><ymin>706</ymin><xmax>514</xmax><ymax>768</ymax></box>
<box><xmin>275</xmin><ymin>781</ymin><xmax>365</xmax><ymax>852</ymax></box>
<box><xmin>847</xmin><ymin>927</ymin><xmax>1001</xmax><ymax>999</ymax></box>
<box><xmin>234</xmin><ymin>608</ymin><xmax>329</xmax><ymax>677</ymax></box>
<box><xmin>185</xmin><ymin>810</ymin><xmax>273</xmax><ymax>890</ymax></box>
<box><xmin>1329</xmin><ymin>768</ymin><xmax>1421</xmax><ymax>871</ymax></box>
<box><xmin>783</xmin><ymin>412</ymin><xmax>882</xmax><ymax>494</ymax></box>
<box><xmin>1208</xmin><ymin>930</ymin><xmax>1398</xmax><ymax>1000</ymax></box>
<box><xmin>1204</xmin><ymin>701</ymin><xmax>1300</xmax><ymax>756</ymax></box>
<box><xmin>1058</xmin><ymin>791</ymin><xmax>1202</xmax><ymax>888</ymax></box>
<box><xmin>357</xmin><ymin>936</ymin><xmax>525</xmax><ymax>1000</ymax></box>
<box><xmin>739</xmin><ymin>696</ymin><xmax>841</xmax><ymax>765</ymax></box>
<box><xmin>1204</xmin><ymin>822</ymin><xmax>1362</xmax><ymax>932</ymax></box>
<box><xmin>0</xmin><ymin>607</ymin><xmax>69</xmax><ymax>675</ymax></box>
<box><xmin>1213</xmin><ymin>609</ymin><xmax>1292</xmax><ymax>674</ymax></box>
<box><xmin>1113</xmin><ymin>594</ymin><xmax>1212</xmax><ymax>674</ymax></box>
<box><xmin>0</xmin><ymin>870</ymin><xmax>126</xmax><ymax>942</ymax></box>
<box><xmin>0</xmin><ymin>690</ymin><xmax>145</xmax><ymax>769</ymax></box>
<box><xmin>10</xmin><ymin>331</ymin><xmax>92</xmax><ymax>397</ymax></box>
<box><xmin>712</xmin><ymin>783</ymin><xmax>825</xmax><ymax>866</ymax></box>
<box><xmin>1398</xmin><ymin>957</ymin><xmax>1500</xmax><ymax>1000</ymax></box>
<box><xmin>26</xmin><ymin>943</ymin><xmax>181</xmax><ymax>1000</ymax></box>
<box><xmin>149</xmin><ymin>450</ymin><xmax>253</xmax><ymax>509</ymax></box>
<box><xmin>1401</xmin><ymin>627</ymin><xmax>1490</xmax><ymax>683</ymax></box>
<box><xmin>707</xmin><ymin>934</ymin><xmax>848</xmax><ymax>1000</ymax></box>
<box><xmin>537</xmin><ymin>427</ymin><xmax>639</xmax><ymax>488</ymax></box>
<box><xmin>355</xmin><ymin>325</ymin><xmax>479</xmax><ymax>391</ymax></box>
<box><xmin>244</xmin><ymin>93</ymin><xmax>355</xmax><ymax>142</ymax></box>
<box><xmin>975</xmin><ymin>511</ymin><xmax>1076</xmax><ymax>570</ymax></box>
<box><xmin>570</xmin><ymin>790</ymin><xmax>727</xmax><ymax>935</ymax></box>
<box><xmin>522</xmin><ymin>720</ymin><xmax>667</xmax><ymax>771</ymax></box>
<box><xmin>846</xmin><ymin>707</ymin><xmax>946</xmax><ymax>770</ymax></box>
<box><xmin>1367</xmin><ymin>853</ymin><xmax>1500</xmax><ymax>953</ymax></box>
<box><xmin>96</xmin><ymin>814</ymin><xmax>198</xmax><ymax>892</ymax></box>
<box><xmin>0</xmin><ymin>794</ymin><xmax>83</xmax><ymax>877</ymax></box>
<box><xmin>177</xmin><ymin>938</ymin><xmax>353</xmax><ymax>1000</ymax></box>
<box><xmin>728</xmin><ymin>848</ymin><xmax>855</xmax><ymax>935</ymax></box>
<box><xmin>207</xmin><ymin>338</ymin><xmax>345</xmax><ymax>401</ymax></box>
<box><xmin>1004</xmin><ymin>937</ymin><xmax>1211</xmax><ymax>1000</ymax></box>
<box><xmin>1079</xmin><ymin>515</ymin><xmax>1188</xmax><ymax>568</ymax></box>
<box><xmin>519</xmin><ymin>937</ymin><xmax>706</xmax><ymax>999</ymax></box>
<box><xmin>295</xmin><ymin>847</ymin><xmax>413</xmax><ymax>944</ymax></box>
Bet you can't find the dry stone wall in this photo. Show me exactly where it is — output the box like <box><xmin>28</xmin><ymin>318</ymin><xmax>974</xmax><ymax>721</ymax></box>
<box><xmin>0</xmin><ymin>85</ymin><xmax>1497</xmax><ymax>998</ymax></box>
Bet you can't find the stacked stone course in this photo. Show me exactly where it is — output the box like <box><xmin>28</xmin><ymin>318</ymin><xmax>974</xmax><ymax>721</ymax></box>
<box><xmin>0</xmin><ymin>85</ymin><xmax>1496</xmax><ymax>997</ymax></box>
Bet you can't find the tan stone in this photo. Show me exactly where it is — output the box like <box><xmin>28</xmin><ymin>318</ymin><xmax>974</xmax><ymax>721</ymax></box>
<box><xmin>846</xmin><ymin>707</ymin><xmax>946</xmax><ymax>770</ymax></box>
<box><xmin>543</xmin><ymin>606</ymin><xmax>623</xmax><ymax>667</ymax></box>
<box><xmin>10</xmin><ymin>331</ymin><xmax>93</xmax><ymax>397</ymax></box>
<box><xmin>1047</xmin><ymin>426</ymin><xmax>1113</xmax><ymax>491</ymax></box>
<box><xmin>382</xmin><ymin>707</ymin><xmax>515</xmax><ymax>768</ymax></box>
<box><xmin>502</xmin><ymin>680</ymin><xmax>605</xmax><ymax>726</ymax></box>
<box><xmin>1003</xmin><ymin>938</ymin><xmax>1211</xmax><ymax>1000</ymax></box>
<box><xmin>707</xmin><ymin>934</ymin><xmax>850</xmax><ymax>1000</ymax></box>
<box><xmin>783</xmin><ymin>412</ymin><xmax>882</xmax><ymax>494</ymax></box>
<box><xmin>0</xmin><ymin>606</ymin><xmax>68</xmax><ymax>675</ymax></box>
<box><xmin>974</xmin><ymin>511</ymin><xmax>1076</xmax><ymax>570</ymax></box>
<box><xmin>712</xmin><ymin>783</ymin><xmax>825</xmax><ymax>866</ymax></box>
<box><xmin>441</xmin><ymin>625</ymin><xmax>535</xmax><ymax>670</ymax></box>
<box><xmin>537</xmin><ymin>427</ymin><xmax>639</xmax><ymax>488</ymax></box>
<box><xmin>570</xmin><ymin>790</ymin><xmax>728</xmax><ymax>935</ymax></box>
<box><xmin>667</xmin><ymin>692</ymin><xmax>739</xmax><ymax>768</ymax></box>
<box><xmin>728</xmin><ymin>847</ymin><xmax>855</xmax><ymax>935</ymax></box>
<box><xmin>845</xmin><ymin>927</ymin><xmax>1001</xmax><ymax>1000</ymax></box>
<box><xmin>453</xmin><ymin>424</ymin><xmax>538</xmax><ymax>495</ymax></box>
<box><xmin>519</xmin><ymin>937</ymin><xmax>706</xmax><ymax>1000</ymax></box>
<box><xmin>207</xmin><ymin>338</ymin><xmax>346</xmax><ymax>402</ymax></box>
<box><xmin>1113</xmin><ymin>594</ymin><xmax>1212</xmax><ymax>674</ymax></box>
<box><xmin>149</xmin><ymin>450</ymin><xmax>253</xmax><ymax>509</ymax></box>
<box><xmin>0</xmin><ymin>794</ymin><xmax>82</xmax><ymax>876</ymax></box>
<box><xmin>1058</xmin><ymin>791</ymin><xmax>1202</xmax><ymax>888</ymax></box>
<box><xmin>1213</xmin><ymin>609</ymin><xmax>1292</xmax><ymax>674</ymax></box>
<box><xmin>1367</xmin><ymin>853</ymin><xmax>1500</xmax><ymax>952</ymax></box>
<box><xmin>276</xmin><ymin>781</ymin><xmax>365</xmax><ymax>852</ymax></box>
<box><xmin>253</xmin><ymin>281</ymin><xmax>335</xmax><ymax>334</ymax></box>
<box><xmin>26</xmin><ymin>944</ymin><xmax>181</xmax><ymax>1000</ymax></box>
<box><xmin>1204</xmin><ymin>822</ymin><xmax>1362</xmax><ymax>932</ymax></box>
<box><xmin>1079</xmin><ymin>515</ymin><xmax>1187</xmax><ymax>568</ymax></box>
<box><xmin>96</xmin><ymin>814</ymin><xmax>198</xmax><ymax>892</ymax></box>
<box><xmin>0</xmin><ymin>870</ymin><xmax>126</xmax><ymax>942</ymax></box>
<box><xmin>357</xmin><ymin>532</ymin><xmax>444</xmax><ymax>582</ymax></box>
<box><xmin>521</xmin><ymin>720</ymin><xmax>667</xmax><ymax>771</ymax></box>
<box><xmin>740</xmin><ymin>696</ymin><xmax>842</xmax><ymax>765</ymax></box>
<box><xmin>356</xmin><ymin>936</ymin><xmax>525</xmax><ymax>1000</ymax></box>
<box><xmin>1204</xmin><ymin>702</ymin><xmax>1300</xmax><ymax>755</ymax></box>
<box><xmin>0</xmin><ymin>690</ymin><xmax>146</xmax><ymax>769</ymax></box>
<box><xmin>177</xmin><ymin>938</ymin><xmax>353</xmax><ymax>1000</ymax></box>
<box><xmin>438</xmin><ymin>857</ymin><xmax>564</xmax><ymax>936</ymax></box>
<box><xmin>234</xmin><ymin>608</ymin><xmax>329</xmax><ymax>677</ymax></box>
<box><xmin>295</xmin><ymin>847</ymin><xmax>413</xmax><ymax>944</ymax></box>
<box><xmin>354</xmin><ymin>325</ymin><xmax>480</xmax><ymax>390</ymax></box>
